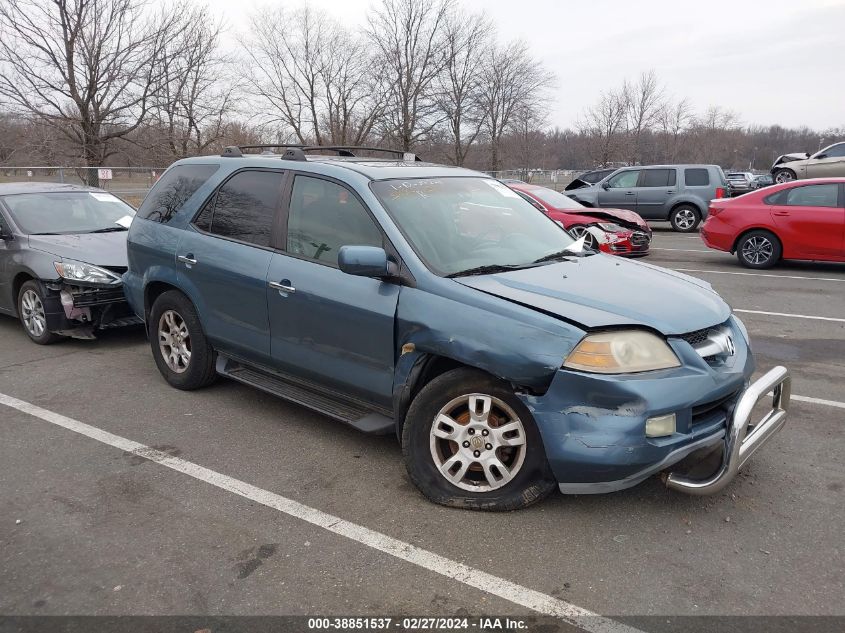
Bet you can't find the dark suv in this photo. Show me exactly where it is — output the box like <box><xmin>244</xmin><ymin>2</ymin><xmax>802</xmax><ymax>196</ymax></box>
<box><xmin>564</xmin><ymin>165</ymin><xmax>729</xmax><ymax>232</ymax></box>
<box><xmin>123</xmin><ymin>146</ymin><xmax>790</xmax><ymax>511</ymax></box>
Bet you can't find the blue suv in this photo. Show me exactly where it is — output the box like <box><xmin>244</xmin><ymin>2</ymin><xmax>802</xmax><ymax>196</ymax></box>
<box><xmin>124</xmin><ymin>146</ymin><xmax>791</xmax><ymax>510</ymax></box>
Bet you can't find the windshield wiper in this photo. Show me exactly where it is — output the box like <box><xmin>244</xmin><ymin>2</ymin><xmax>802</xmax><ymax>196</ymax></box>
<box><xmin>532</xmin><ymin>249</ymin><xmax>578</xmax><ymax>264</ymax></box>
<box><xmin>532</xmin><ymin>237</ymin><xmax>596</xmax><ymax>263</ymax></box>
<box><xmin>445</xmin><ymin>263</ymin><xmax>529</xmax><ymax>278</ymax></box>
<box><xmin>88</xmin><ymin>226</ymin><xmax>128</xmax><ymax>233</ymax></box>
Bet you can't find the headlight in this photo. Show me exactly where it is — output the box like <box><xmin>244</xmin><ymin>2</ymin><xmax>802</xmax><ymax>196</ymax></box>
<box><xmin>563</xmin><ymin>330</ymin><xmax>681</xmax><ymax>374</ymax></box>
<box><xmin>597</xmin><ymin>222</ymin><xmax>626</xmax><ymax>233</ymax></box>
<box><xmin>54</xmin><ymin>260</ymin><xmax>122</xmax><ymax>285</ymax></box>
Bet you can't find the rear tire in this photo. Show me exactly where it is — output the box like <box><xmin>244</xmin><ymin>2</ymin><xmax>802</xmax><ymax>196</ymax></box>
<box><xmin>736</xmin><ymin>230</ymin><xmax>782</xmax><ymax>269</ymax></box>
<box><xmin>669</xmin><ymin>205</ymin><xmax>701</xmax><ymax>232</ymax></box>
<box><xmin>402</xmin><ymin>368</ymin><xmax>556</xmax><ymax>511</ymax></box>
<box><xmin>149</xmin><ymin>290</ymin><xmax>217</xmax><ymax>390</ymax></box>
<box><xmin>17</xmin><ymin>281</ymin><xmax>61</xmax><ymax>345</ymax></box>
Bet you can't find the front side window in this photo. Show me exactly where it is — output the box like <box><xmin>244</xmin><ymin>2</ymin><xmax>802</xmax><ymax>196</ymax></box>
<box><xmin>816</xmin><ymin>143</ymin><xmax>845</xmax><ymax>159</ymax></box>
<box><xmin>785</xmin><ymin>184</ymin><xmax>839</xmax><ymax>208</ymax></box>
<box><xmin>606</xmin><ymin>170</ymin><xmax>640</xmax><ymax>188</ymax></box>
<box><xmin>287</xmin><ymin>176</ymin><xmax>383</xmax><ymax>265</ymax></box>
<box><xmin>2</xmin><ymin>191</ymin><xmax>135</xmax><ymax>235</ymax></box>
<box><xmin>195</xmin><ymin>170</ymin><xmax>283</xmax><ymax>247</ymax></box>
<box><xmin>684</xmin><ymin>168</ymin><xmax>710</xmax><ymax>186</ymax></box>
<box><xmin>371</xmin><ymin>177</ymin><xmax>576</xmax><ymax>276</ymax></box>
<box><xmin>137</xmin><ymin>164</ymin><xmax>219</xmax><ymax>224</ymax></box>
<box><xmin>640</xmin><ymin>169</ymin><xmax>675</xmax><ymax>187</ymax></box>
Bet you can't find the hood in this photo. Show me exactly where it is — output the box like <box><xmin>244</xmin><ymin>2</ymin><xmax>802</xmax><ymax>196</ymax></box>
<box><xmin>772</xmin><ymin>152</ymin><xmax>809</xmax><ymax>168</ymax></box>
<box><xmin>456</xmin><ymin>255</ymin><xmax>729</xmax><ymax>335</ymax></box>
<box><xmin>27</xmin><ymin>231</ymin><xmax>129</xmax><ymax>268</ymax></box>
<box><xmin>568</xmin><ymin>207</ymin><xmax>648</xmax><ymax>230</ymax></box>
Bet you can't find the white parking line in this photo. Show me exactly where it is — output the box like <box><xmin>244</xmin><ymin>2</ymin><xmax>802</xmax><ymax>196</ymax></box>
<box><xmin>651</xmin><ymin>247</ymin><xmax>711</xmax><ymax>253</ymax></box>
<box><xmin>792</xmin><ymin>395</ymin><xmax>845</xmax><ymax>409</ymax></box>
<box><xmin>673</xmin><ymin>268</ymin><xmax>845</xmax><ymax>283</ymax></box>
<box><xmin>733</xmin><ymin>308</ymin><xmax>845</xmax><ymax>323</ymax></box>
<box><xmin>0</xmin><ymin>392</ymin><xmax>640</xmax><ymax>633</ymax></box>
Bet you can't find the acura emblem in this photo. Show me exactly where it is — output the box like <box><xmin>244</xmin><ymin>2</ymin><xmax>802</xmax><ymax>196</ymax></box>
<box><xmin>725</xmin><ymin>335</ymin><xmax>736</xmax><ymax>357</ymax></box>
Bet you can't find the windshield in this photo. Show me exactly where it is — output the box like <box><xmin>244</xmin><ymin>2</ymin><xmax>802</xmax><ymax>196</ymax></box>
<box><xmin>526</xmin><ymin>186</ymin><xmax>584</xmax><ymax>210</ymax></box>
<box><xmin>371</xmin><ymin>177</ymin><xmax>577</xmax><ymax>276</ymax></box>
<box><xmin>2</xmin><ymin>192</ymin><xmax>135</xmax><ymax>235</ymax></box>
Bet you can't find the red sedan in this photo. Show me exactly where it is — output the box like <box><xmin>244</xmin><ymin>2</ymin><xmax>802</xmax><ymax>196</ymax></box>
<box><xmin>701</xmin><ymin>178</ymin><xmax>845</xmax><ymax>268</ymax></box>
<box><xmin>508</xmin><ymin>182</ymin><xmax>652</xmax><ymax>256</ymax></box>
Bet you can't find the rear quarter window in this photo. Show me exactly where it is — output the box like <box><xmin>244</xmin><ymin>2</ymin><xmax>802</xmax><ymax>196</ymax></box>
<box><xmin>137</xmin><ymin>164</ymin><xmax>219</xmax><ymax>224</ymax></box>
<box><xmin>684</xmin><ymin>168</ymin><xmax>710</xmax><ymax>187</ymax></box>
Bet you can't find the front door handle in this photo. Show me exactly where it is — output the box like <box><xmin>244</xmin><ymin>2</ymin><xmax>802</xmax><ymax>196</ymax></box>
<box><xmin>624</xmin><ymin>191</ymin><xmax>635</xmax><ymax>196</ymax></box>
<box><xmin>772</xmin><ymin>211</ymin><xmax>790</xmax><ymax>216</ymax></box>
<box><xmin>269</xmin><ymin>280</ymin><xmax>296</xmax><ymax>294</ymax></box>
<box><xmin>177</xmin><ymin>254</ymin><xmax>197</xmax><ymax>266</ymax></box>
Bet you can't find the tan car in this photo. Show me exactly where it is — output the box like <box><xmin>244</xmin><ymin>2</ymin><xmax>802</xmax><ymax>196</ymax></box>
<box><xmin>771</xmin><ymin>141</ymin><xmax>845</xmax><ymax>183</ymax></box>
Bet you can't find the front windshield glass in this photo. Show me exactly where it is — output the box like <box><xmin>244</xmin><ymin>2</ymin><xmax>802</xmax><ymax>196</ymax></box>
<box><xmin>3</xmin><ymin>192</ymin><xmax>135</xmax><ymax>235</ymax></box>
<box><xmin>527</xmin><ymin>186</ymin><xmax>584</xmax><ymax>210</ymax></box>
<box><xmin>371</xmin><ymin>177</ymin><xmax>577</xmax><ymax>276</ymax></box>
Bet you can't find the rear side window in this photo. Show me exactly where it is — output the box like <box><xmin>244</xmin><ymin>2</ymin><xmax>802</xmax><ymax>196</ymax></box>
<box><xmin>784</xmin><ymin>184</ymin><xmax>840</xmax><ymax>208</ymax></box>
<box><xmin>640</xmin><ymin>169</ymin><xmax>676</xmax><ymax>187</ymax></box>
<box><xmin>137</xmin><ymin>164</ymin><xmax>219</xmax><ymax>224</ymax></box>
<box><xmin>194</xmin><ymin>170</ymin><xmax>283</xmax><ymax>247</ymax></box>
<box><xmin>287</xmin><ymin>175</ymin><xmax>383</xmax><ymax>265</ymax></box>
<box><xmin>684</xmin><ymin>168</ymin><xmax>710</xmax><ymax>187</ymax></box>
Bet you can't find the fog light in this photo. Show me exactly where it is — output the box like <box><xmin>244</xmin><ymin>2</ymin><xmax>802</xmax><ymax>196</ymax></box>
<box><xmin>646</xmin><ymin>413</ymin><xmax>676</xmax><ymax>437</ymax></box>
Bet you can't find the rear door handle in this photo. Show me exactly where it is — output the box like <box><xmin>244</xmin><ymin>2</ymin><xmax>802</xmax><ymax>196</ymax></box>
<box><xmin>666</xmin><ymin>190</ymin><xmax>675</xmax><ymax>194</ymax></box>
<box><xmin>177</xmin><ymin>254</ymin><xmax>197</xmax><ymax>265</ymax></box>
<box><xmin>269</xmin><ymin>280</ymin><xmax>296</xmax><ymax>294</ymax></box>
<box><xmin>624</xmin><ymin>191</ymin><xmax>635</xmax><ymax>196</ymax></box>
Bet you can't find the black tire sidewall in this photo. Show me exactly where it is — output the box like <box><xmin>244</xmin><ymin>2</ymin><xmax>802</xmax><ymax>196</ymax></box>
<box><xmin>670</xmin><ymin>205</ymin><xmax>701</xmax><ymax>232</ymax></box>
<box><xmin>775</xmin><ymin>169</ymin><xmax>796</xmax><ymax>184</ymax></box>
<box><xmin>402</xmin><ymin>368</ymin><xmax>555</xmax><ymax>511</ymax></box>
<box><xmin>149</xmin><ymin>290</ymin><xmax>216</xmax><ymax>390</ymax></box>
<box><xmin>737</xmin><ymin>230</ymin><xmax>782</xmax><ymax>269</ymax></box>
<box><xmin>17</xmin><ymin>280</ymin><xmax>60</xmax><ymax>345</ymax></box>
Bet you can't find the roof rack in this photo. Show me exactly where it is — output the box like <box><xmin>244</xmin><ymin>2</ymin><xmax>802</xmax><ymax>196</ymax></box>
<box><xmin>220</xmin><ymin>144</ymin><xmax>421</xmax><ymax>161</ymax></box>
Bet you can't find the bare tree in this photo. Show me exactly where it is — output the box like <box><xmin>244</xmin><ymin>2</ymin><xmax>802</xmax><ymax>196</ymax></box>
<box><xmin>0</xmin><ymin>0</ymin><xmax>185</xmax><ymax>184</ymax></box>
<box><xmin>479</xmin><ymin>40</ymin><xmax>553</xmax><ymax>172</ymax></box>
<box><xmin>154</xmin><ymin>6</ymin><xmax>235</xmax><ymax>160</ymax></box>
<box><xmin>658</xmin><ymin>97</ymin><xmax>693</xmax><ymax>163</ymax></box>
<box><xmin>436</xmin><ymin>9</ymin><xmax>491</xmax><ymax>165</ymax></box>
<box><xmin>623</xmin><ymin>70</ymin><xmax>664</xmax><ymax>165</ymax></box>
<box><xmin>367</xmin><ymin>0</ymin><xmax>454</xmax><ymax>151</ymax></box>
<box><xmin>578</xmin><ymin>87</ymin><xmax>628</xmax><ymax>166</ymax></box>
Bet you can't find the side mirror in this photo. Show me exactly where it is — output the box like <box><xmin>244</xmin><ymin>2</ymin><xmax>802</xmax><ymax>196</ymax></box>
<box><xmin>338</xmin><ymin>245</ymin><xmax>392</xmax><ymax>278</ymax></box>
<box><xmin>601</xmin><ymin>181</ymin><xmax>611</xmax><ymax>190</ymax></box>
<box><xmin>0</xmin><ymin>224</ymin><xmax>11</xmax><ymax>240</ymax></box>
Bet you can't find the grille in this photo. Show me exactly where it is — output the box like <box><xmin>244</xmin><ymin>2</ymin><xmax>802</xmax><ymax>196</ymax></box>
<box><xmin>631</xmin><ymin>232</ymin><xmax>650</xmax><ymax>246</ymax></box>
<box><xmin>678</xmin><ymin>327</ymin><xmax>712</xmax><ymax>347</ymax></box>
<box><xmin>692</xmin><ymin>390</ymin><xmax>740</xmax><ymax>426</ymax></box>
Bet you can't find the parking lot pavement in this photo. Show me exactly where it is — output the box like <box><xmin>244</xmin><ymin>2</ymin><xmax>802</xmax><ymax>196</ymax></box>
<box><xmin>1</xmin><ymin>230</ymin><xmax>844</xmax><ymax>625</ymax></box>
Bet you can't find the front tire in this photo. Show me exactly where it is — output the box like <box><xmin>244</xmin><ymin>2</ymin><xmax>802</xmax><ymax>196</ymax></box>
<box><xmin>669</xmin><ymin>205</ymin><xmax>701</xmax><ymax>232</ymax></box>
<box><xmin>402</xmin><ymin>368</ymin><xmax>556</xmax><ymax>511</ymax></box>
<box><xmin>17</xmin><ymin>281</ymin><xmax>61</xmax><ymax>345</ymax></box>
<box><xmin>149</xmin><ymin>290</ymin><xmax>217</xmax><ymax>390</ymax></box>
<box><xmin>736</xmin><ymin>230</ymin><xmax>782</xmax><ymax>269</ymax></box>
<box><xmin>568</xmin><ymin>224</ymin><xmax>597</xmax><ymax>250</ymax></box>
<box><xmin>773</xmin><ymin>168</ymin><xmax>796</xmax><ymax>184</ymax></box>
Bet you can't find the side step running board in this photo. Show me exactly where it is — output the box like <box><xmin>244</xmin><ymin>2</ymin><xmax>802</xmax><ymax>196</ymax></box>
<box><xmin>216</xmin><ymin>356</ymin><xmax>395</xmax><ymax>435</ymax></box>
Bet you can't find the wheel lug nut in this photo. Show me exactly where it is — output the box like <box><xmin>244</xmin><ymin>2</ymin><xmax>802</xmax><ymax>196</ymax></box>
<box><xmin>485</xmin><ymin>443</ymin><xmax>492</xmax><ymax>450</ymax></box>
<box><xmin>462</xmin><ymin>441</ymin><xmax>470</xmax><ymax>448</ymax></box>
<box><xmin>473</xmin><ymin>450</ymin><xmax>481</xmax><ymax>457</ymax></box>
<box><xmin>481</xmin><ymin>429</ymin><xmax>489</xmax><ymax>436</ymax></box>
<box><xmin>467</xmin><ymin>428</ymin><xmax>475</xmax><ymax>435</ymax></box>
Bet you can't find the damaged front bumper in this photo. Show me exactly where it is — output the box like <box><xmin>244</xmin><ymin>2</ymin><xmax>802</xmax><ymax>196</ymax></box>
<box><xmin>41</xmin><ymin>281</ymin><xmax>141</xmax><ymax>338</ymax></box>
<box><xmin>519</xmin><ymin>321</ymin><xmax>790</xmax><ymax>495</ymax></box>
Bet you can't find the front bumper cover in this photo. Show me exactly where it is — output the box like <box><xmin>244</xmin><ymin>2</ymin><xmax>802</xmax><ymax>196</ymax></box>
<box><xmin>664</xmin><ymin>365</ymin><xmax>791</xmax><ymax>495</ymax></box>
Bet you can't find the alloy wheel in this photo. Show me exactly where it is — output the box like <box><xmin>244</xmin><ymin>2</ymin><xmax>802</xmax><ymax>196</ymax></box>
<box><xmin>158</xmin><ymin>309</ymin><xmax>192</xmax><ymax>373</ymax></box>
<box><xmin>569</xmin><ymin>225</ymin><xmax>597</xmax><ymax>249</ymax></box>
<box><xmin>742</xmin><ymin>236</ymin><xmax>774</xmax><ymax>266</ymax></box>
<box><xmin>20</xmin><ymin>289</ymin><xmax>47</xmax><ymax>338</ymax></box>
<box><xmin>775</xmin><ymin>170</ymin><xmax>795</xmax><ymax>184</ymax></box>
<box><xmin>674</xmin><ymin>209</ymin><xmax>696</xmax><ymax>230</ymax></box>
<box><xmin>429</xmin><ymin>393</ymin><xmax>527</xmax><ymax>492</ymax></box>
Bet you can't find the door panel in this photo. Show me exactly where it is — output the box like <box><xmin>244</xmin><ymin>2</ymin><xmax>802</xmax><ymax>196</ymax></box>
<box><xmin>635</xmin><ymin>169</ymin><xmax>677</xmax><ymax>219</ymax></box>
<box><xmin>806</xmin><ymin>157</ymin><xmax>845</xmax><ymax>178</ymax></box>
<box><xmin>770</xmin><ymin>184</ymin><xmax>844</xmax><ymax>257</ymax></box>
<box><xmin>267</xmin><ymin>253</ymin><xmax>399</xmax><ymax>408</ymax></box>
<box><xmin>596</xmin><ymin>170</ymin><xmax>640</xmax><ymax>212</ymax></box>
<box><xmin>177</xmin><ymin>229</ymin><xmax>273</xmax><ymax>363</ymax></box>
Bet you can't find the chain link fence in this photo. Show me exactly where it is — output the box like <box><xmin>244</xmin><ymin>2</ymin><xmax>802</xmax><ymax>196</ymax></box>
<box><xmin>482</xmin><ymin>169</ymin><xmax>589</xmax><ymax>191</ymax></box>
<box><xmin>0</xmin><ymin>166</ymin><xmax>165</xmax><ymax>207</ymax></box>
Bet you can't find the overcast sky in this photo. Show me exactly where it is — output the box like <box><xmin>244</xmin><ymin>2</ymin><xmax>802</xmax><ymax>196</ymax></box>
<box><xmin>207</xmin><ymin>0</ymin><xmax>845</xmax><ymax>131</ymax></box>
